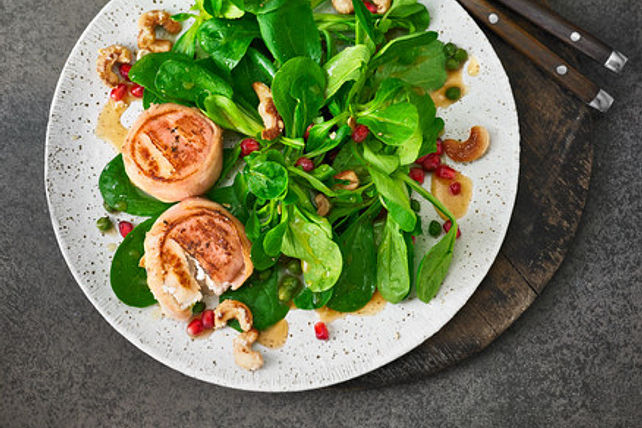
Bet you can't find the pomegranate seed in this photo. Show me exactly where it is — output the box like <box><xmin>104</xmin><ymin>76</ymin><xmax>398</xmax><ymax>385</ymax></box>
<box><xmin>130</xmin><ymin>84</ymin><xmax>144</xmax><ymax>98</ymax></box>
<box><xmin>118</xmin><ymin>221</ymin><xmax>134</xmax><ymax>238</ymax></box>
<box><xmin>201</xmin><ymin>310</ymin><xmax>214</xmax><ymax>329</ymax></box>
<box><xmin>409</xmin><ymin>167</ymin><xmax>425</xmax><ymax>184</ymax></box>
<box><xmin>443</xmin><ymin>220</ymin><xmax>462</xmax><ymax>239</ymax></box>
<box><xmin>411</xmin><ymin>236</ymin><xmax>416</xmax><ymax>244</ymax></box>
<box><xmin>449</xmin><ymin>181</ymin><xmax>462</xmax><ymax>195</ymax></box>
<box><xmin>352</xmin><ymin>124</ymin><xmax>370</xmax><ymax>143</ymax></box>
<box><xmin>295</xmin><ymin>157</ymin><xmax>315</xmax><ymax>172</ymax></box>
<box><xmin>314</xmin><ymin>322</ymin><xmax>329</xmax><ymax>340</ymax></box>
<box><xmin>304</xmin><ymin>124</ymin><xmax>314</xmax><ymax>140</ymax></box>
<box><xmin>435</xmin><ymin>164</ymin><xmax>457</xmax><ymax>180</ymax></box>
<box><xmin>110</xmin><ymin>83</ymin><xmax>128</xmax><ymax>102</ymax></box>
<box><xmin>363</xmin><ymin>0</ymin><xmax>378</xmax><ymax>13</ymax></box>
<box><xmin>187</xmin><ymin>318</ymin><xmax>204</xmax><ymax>336</ymax></box>
<box><xmin>119</xmin><ymin>64</ymin><xmax>132</xmax><ymax>81</ymax></box>
<box><xmin>435</xmin><ymin>139</ymin><xmax>444</xmax><ymax>155</ymax></box>
<box><xmin>422</xmin><ymin>154</ymin><xmax>441</xmax><ymax>171</ymax></box>
<box><xmin>416</xmin><ymin>153</ymin><xmax>431</xmax><ymax>165</ymax></box>
<box><xmin>240</xmin><ymin>138</ymin><xmax>260</xmax><ymax>157</ymax></box>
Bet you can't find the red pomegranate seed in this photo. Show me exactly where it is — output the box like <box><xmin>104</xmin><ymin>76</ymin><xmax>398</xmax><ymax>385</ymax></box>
<box><xmin>110</xmin><ymin>83</ymin><xmax>128</xmax><ymax>102</ymax></box>
<box><xmin>352</xmin><ymin>124</ymin><xmax>370</xmax><ymax>143</ymax></box>
<box><xmin>435</xmin><ymin>139</ymin><xmax>444</xmax><ymax>155</ymax></box>
<box><xmin>411</xmin><ymin>236</ymin><xmax>416</xmax><ymax>244</ymax></box>
<box><xmin>422</xmin><ymin>154</ymin><xmax>441</xmax><ymax>171</ymax></box>
<box><xmin>416</xmin><ymin>153</ymin><xmax>430</xmax><ymax>165</ymax></box>
<box><xmin>449</xmin><ymin>181</ymin><xmax>462</xmax><ymax>195</ymax></box>
<box><xmin>304</xmin><ymin>124</ymin><xmax>314</xmax><ymax>140</ymax></box>
<box><xmin>201</xmin><ymin>310</ymin><xmax>214</xmax><ymax>329</ymax></box>
<box><xmin>409</xmin><ymin>167</ymin><xmax>425</xmax><ymax>184</ymax></box>
<box><xmin>295</xmin><ymin>157</ymin><xmax>315</xmax><ymax>172</ymax></box>
<box><xmin>314</xmin><ymin>322</ymin><xmax>329</xmax><ymax>340</ymax></box>
<box><xmin>363</xmin><ymin>0</ymin><xmax>378</xmax><ymax>13</ymax></box>
<box><xmin>118</xmin><ymin>221</ymin><xmax>134</xmax><ymax>238</ymax></box>
<box><xmin>187</xmin><ymin>318</ymin><xmax>204</xmax><ymax>336</ymax></box>
<box><xmin>130</xmin><ymin>84</ymin><xmax>144</xmax><ymax>98</ymax></box>
<box><xmin>119</xmin><ymin>64</ymin><xmax>132</xmax><ymax>81</ymax></box>
<box><xmin>443</xmin><ymin>220</ymin><xmax>462</xmax><ymax>239</ymax></box>
<box><xmin>435</xmin><ymin>164</ymin><xmax>457</xmax><ymax>180</ymax></box>
<box><xmin>240</xmin><ymin>138</ymin><xmax>260</xmax><ymax>157</ymax></box>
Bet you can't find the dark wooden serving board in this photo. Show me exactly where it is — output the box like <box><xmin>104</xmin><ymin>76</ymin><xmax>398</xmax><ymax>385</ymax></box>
<box><xmin>342</xmin><ymin>2</ymin><xmax>596</xmax><ymax>389</ymax></box>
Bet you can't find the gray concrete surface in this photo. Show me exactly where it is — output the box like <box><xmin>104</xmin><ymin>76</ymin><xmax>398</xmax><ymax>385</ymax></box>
<box><xmin>1</xmin><ymin>0</ymin><xmax>640</xmax><ymax>426</ymax></box>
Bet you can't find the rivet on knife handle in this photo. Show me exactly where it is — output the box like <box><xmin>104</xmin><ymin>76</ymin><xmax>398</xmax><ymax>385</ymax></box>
<box><xmin>492</xmin><ymin>0</ymin><xmax>628</xmax><ymax>73</ymax></box>
<box><xmin>456</xmin><ymin>0</ymin><xmax>614</xmax><ymax>112</ymax></box>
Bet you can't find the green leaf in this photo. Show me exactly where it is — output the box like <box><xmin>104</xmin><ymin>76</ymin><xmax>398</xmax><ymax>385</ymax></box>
<box><xmin>250</xmin><ymin>232</ymin><xmax>279</xmax><ymax>270</ymax></box>
<box><xmin>99</xmin><ymin>155</ymin><xmax>172</xmax><ymax>216</ymax></box>
<box><xmin>272</xmin><ymin>57</ymin><xmax>327</xmax><ymax>138</ymax></box>
<box><xmin>129</xmin><ymin>52</ymin><xmax>188</xmax><ymax>98</ymax></box>
<box><xmin>155</xmin><ymin>59</ymin><xmax>234</xmax><ymax>102</ymax></box>
<box><xmin>323</xmin><ymin>45</ymin><xmax>372</xmax><ymax>99</ymax></box>
<box><xmin>294</xmin><ymin>287</ymin><xmax>333</xmax><ymax>309</ymax></box>
<box><xmin>221</xmin><ymin>268</ymin><xmax>289</xmax><ymax>331</ymax></box>
<box><xmin>363</xmin><ymin>140</ymin><xmax>399</xmax><ymax>174</ymax></box>
<box><xmin>244</xmin><ymin>160</ymin><xmax>289</xmax><ymax>199</ymax></box>
<box><xmin>263</xmin><ymin>210</ymin><xmax>288</xmax><ymax>256</ymax></box>
<box><xmin>200</xmin><ymin>94</ymin><xmax>264</xmax><ymax>136</ymax></box>
<box><xmin>377</xmin><ymin>39</ymin><xmax>447</xmax><ymax>92</ymax></box>
<box><xmin>368</xmin><ymin>165</ymin><xmax>416</xmax><ymax>232</ymax></box>
<box><xmin>352</xmin><ymin>0</ymin><xmax>378</xmax><ymax>45</ymax></box>
<box><xmin>231</xmin><ymin>48</ymin><xmax>277</xmax><ymax>107</ymax></box>
<box><xmin>287</xmin><ymin>166</ymin><xmax>338</xmax><ymax>197</ymax></box>
<box><xmin>416</xmin><ymin>222</ymin><xmax>457</xmax><ymax>302</ymax></box>
<box><xmin>376</xmin><ymin>215</ymin><xmax>410</xmax><ymax>303</ymax></box>
<box><xmin>357</xmin><ymin>102</ymin><xmax>418</xmax><ymax>146</ymax></box>
<box><xmin>257</xmin><ymin>0</ymin><xmax>322</xmax><ymax>65</ymax></box>
<box><xmin>370</xmin><ymin>31</ymin><xmax>437</xmax><ymax>67</ymax></box>
<box><xmin>326</xmin><ymin>203</ymin><xmax>378</xmax><ymax>312</ymax></box>
<box><xmin>197</xmin><ymin>16</ymin><xmax>260</xmax><ymax>71</ymax></box>
<box><xmin>281</xmin><ymin>205</ymin><xmax>342</xmax><ymax>292</ymax></box>
<box><xmin>110</xmin><ymin>219</ymin><xmax>157</xmax><ymax>307</ymax></box>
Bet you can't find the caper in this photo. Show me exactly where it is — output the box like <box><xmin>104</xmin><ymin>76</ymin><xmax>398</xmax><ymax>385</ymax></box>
<box><xmin>192</xmin><ymin>301</ymin><xmax>205</xmax><ymax>315</ymax></box>
<box><xmin>444</xmin><ymin>42</ymin><xmax>457</xmax><ymax>57</ymax></box>
<box><xmin>96</xmin><ymin>216</ymin><xmax>113</xmax><ymax>232</ymax></box>
<box><xmin>278</xmin><ymin>275</ymin><xmax>303</xmax><ymax>303</ymax></box>
<box><xmin>445</xmin><ymin>57</ymin><xmax>460</xmax><ymax>71</ymax></box>
<box><xmin>454</xmin><ymin>48</ymin><xmax>468</xmax><ymax>63</ymax></box>
<box><xmin>428</xmin><ymin>220</ymin><xmax>442</xmax><ymax>237</ymax></box>
<box><xmin>410</xmin><ymin>199</ymin><xmax>421</xmax><ymax>213</ymax></box>
<box><xmin>286</xmin><ymin>259</ymin><xmax>303</xmax><ymax>275</ymax></box>
<box><xmin>445</xmin><ymin>86</ymin><xmax>461</xmax><ymax>101</ymax></box>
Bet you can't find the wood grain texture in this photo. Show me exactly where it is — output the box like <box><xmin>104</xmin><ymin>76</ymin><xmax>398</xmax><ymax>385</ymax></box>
<box><xmin>340</xmin><ymin>3</ymin><xmax>595</xmax><ymax>389</ymax></box>
<box><xmin>458</xmin><ymin>0</ymin><xmax>600</xmax><ymax>104</ymax></box>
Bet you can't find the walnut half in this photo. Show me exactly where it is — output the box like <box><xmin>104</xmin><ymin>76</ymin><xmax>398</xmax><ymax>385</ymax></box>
<box><xmin>137</xmin><ymin>10</ymin><xmax>182</xmax><ymax>53</ymax></box>
<box><xmin>96</xmin><ymin>45</ymin><xmax>132</xmax><ymax>87</ymax></box>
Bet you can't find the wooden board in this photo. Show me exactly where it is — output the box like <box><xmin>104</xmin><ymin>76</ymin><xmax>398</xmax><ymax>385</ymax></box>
<box><xmin>342</xmin><ymin>5</ymin><xmax>595</xmax><ymax>389</ymax></box>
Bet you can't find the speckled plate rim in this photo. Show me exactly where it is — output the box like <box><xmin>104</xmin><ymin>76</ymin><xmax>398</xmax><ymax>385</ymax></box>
<box><xmin>45</xmin><ymin>0</ymin><xmax>520</xmax><ymax>392</ymax></box>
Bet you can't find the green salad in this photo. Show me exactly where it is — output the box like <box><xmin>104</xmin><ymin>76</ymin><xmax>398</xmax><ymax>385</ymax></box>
<box><xmin>101</xmin><ymin>0</ymin><xmax>468</xmax><ymax>329</ymax></box>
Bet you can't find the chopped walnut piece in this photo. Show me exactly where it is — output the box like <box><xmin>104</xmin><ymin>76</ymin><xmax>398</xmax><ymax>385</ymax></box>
<box><xmin>253</xmin><ymin>82</ymin><xmax>284</xmax><ymax>141</ymax></box>
<box><xmin>96</xmin><ymin>45</ymin><xmax>132</xmax><ymax>87</ymax></box>
<box><xmin>137</xmin><ymin>10</ymin><xmax>182</xmax><ymax>53</ymax></box>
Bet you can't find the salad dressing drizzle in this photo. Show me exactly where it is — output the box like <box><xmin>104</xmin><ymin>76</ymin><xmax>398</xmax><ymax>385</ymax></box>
<box><xmin>430</xmin><ymin>68</ymin><xmax>468</xmax><ymax>109</ymax></box>
<box><xmin>467</xmin><ymin>56</ymin><xmax>480</xmax><ymax>76</ymax></box>
<box><xmin>95</xmin><ymin>96</ymin><xmax>132</xmax><ymax>151</ymax></box>
<box><xmin>430</xmin><ymin>172</ymin><xmax>473</xmax><ymax>220</ymax></box>
<box><xmin>316</xmin><ymin>291</ymin><xmax>387</xmax><ymax>323</ymax></box>
<box><xmin>258</xmin><ymin>319</ymin><xmax>289</xmax><ymax>349</ymax></box>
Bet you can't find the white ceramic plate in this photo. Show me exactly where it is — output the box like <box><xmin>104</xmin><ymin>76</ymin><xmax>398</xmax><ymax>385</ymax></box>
<box><xmin>45</xmin><ymin>0</ymin><xmax>519</xmax><ymax>391</ymax></box>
